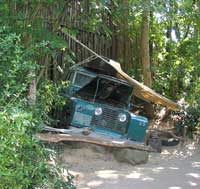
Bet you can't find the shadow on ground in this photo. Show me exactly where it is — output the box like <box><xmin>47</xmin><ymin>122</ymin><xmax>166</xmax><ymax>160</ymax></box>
<box><xmin>61</xmin><ymin>141</ymin><xmax>200</xmax><ymax>189</ymax></box>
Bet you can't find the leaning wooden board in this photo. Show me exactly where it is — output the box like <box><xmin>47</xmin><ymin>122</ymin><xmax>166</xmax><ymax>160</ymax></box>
<box><xmin>37</xmin><ymin>127</ymin><xmax>155</xmax><ymax>152</ymax></box>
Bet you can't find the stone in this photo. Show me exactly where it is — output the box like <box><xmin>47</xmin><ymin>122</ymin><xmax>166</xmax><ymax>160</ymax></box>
<box><xmin>113</xmin><ymin>149</ymin><xmax>149</xmax><ymax>165</ymax></box>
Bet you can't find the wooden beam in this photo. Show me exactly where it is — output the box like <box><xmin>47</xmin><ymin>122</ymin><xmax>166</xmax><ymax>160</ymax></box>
<box><xmin>36</xmin><ymin>133</ymin><xmax>155</xmax><ymax>152</ymax></box>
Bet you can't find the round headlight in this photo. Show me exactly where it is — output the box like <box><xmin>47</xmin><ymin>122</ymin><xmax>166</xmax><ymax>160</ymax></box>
<box><xmin>118</xmin><ymin>113</ymin><xmax>127</xmax><ymax>122</ymax></box>
<box><xmin>95</xmin><ymin>107</ymin><xmax>103</xmax><ymax>116</ymax></box>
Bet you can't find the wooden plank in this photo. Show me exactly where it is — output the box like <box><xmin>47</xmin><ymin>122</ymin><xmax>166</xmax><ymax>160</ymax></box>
<box><xmin>37</xmin><ymin>133</ymin><xmax>154</xmax><ymax>152</ymax></box>
<box><xmin>36</xmin><ymin>128</ymin><xmax>155</xmax><ymax>152</ymax></box>
<box><xmin>117</xmin><ymin>69</ymin><xmax>180</xmax><ymax>111</ymax></box>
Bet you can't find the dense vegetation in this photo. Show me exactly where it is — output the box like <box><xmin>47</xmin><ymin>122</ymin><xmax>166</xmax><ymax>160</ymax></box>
<box><xmin>0</xmin><ymin>26</ymin><xmax>75</xmax><ymax>188</ymax></box>
<box><xmin>0</xmin><ymin>0</ymin><xmax>199</xmax><ymax>188</ymax></box>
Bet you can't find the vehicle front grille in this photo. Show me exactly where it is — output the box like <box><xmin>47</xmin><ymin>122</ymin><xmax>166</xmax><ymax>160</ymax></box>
<box><xmin>91</xmin><ymin>107</ymin><xmax>128</xmax><ymax>134</ymax></box>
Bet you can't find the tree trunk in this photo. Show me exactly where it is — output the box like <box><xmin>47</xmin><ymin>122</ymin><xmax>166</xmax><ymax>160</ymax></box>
<box><xmin>141</xmin><ymin>0</ymin><xmax>152</xmax><ymax>87</ymax></box>
<box><xmin>141</xmin><ymin>0</ymin><xmax>154</xmax><ymax>118</ymax></box>
<box><xmin>115</xmin><ymin>0</ymin><xmax>129</xmax><ymax>70</ymax></box>
<box><xmin>149</xmin><ymin>10</ymin><xmax>153</xmax><ymax>75</ymax></box>
<box><xmin>23</xmin><ymin>2</ymin><xmax>38</xmax><ymax>106</ymax></box>
<box><xmin>27</xmin><ymin>78</ymin><xmax>37</xmax><ymax>105</ymax></box>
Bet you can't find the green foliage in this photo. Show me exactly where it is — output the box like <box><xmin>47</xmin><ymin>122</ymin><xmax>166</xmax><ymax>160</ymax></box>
<box><xmin>37</xmin><ymin>80</ymin><xmax>69</xmax><ymax>121</ymax></box>
<box><xmin>151</xmin><ymin>1</ymin><xmax>199</xmax><ymax>100</ymax></box>
<box><xmin>0</xmin><ymin>107</ymin><xmax>75</xmax><ymax>189</ymax></box>
<box><xmin>185</xmin><ymin>78</ymin><xmax>200</xmax><ymax>133</ymax></box>
<box><xmin>0</xmin><ymin>26</ymin><xmax>75</xmax><ymax>188</ymax></box>
<box><xmin>0</xmin><ymin>26</ymin><xmax>35</xmax><ymax>105</ymax></box>
<box><xmin>174</xmin><ymin>100</ymin><xmax>200</xmax><ymax>138</ymax></box>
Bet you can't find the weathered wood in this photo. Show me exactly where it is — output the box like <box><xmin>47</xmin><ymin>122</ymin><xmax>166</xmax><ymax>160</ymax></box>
<box><xmin>113</xmin><ymin>63</ymin><xmax>180</xmax><ymax>111</ymax></box>
<box><xmin>36</xmin><ymin>128</ymin><xmax>155</xmax><ymax>152</ymax></box>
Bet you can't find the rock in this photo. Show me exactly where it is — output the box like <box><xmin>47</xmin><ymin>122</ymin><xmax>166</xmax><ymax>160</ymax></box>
<box><xmin>90</xmin><ymin>144</ymin><xmax>107</xmax><ymax>153</ymax></box>
<box><xmin>113</xmin><ymin>149</ymin><xmax>149</xmax><ymax>165</ymax></box>
<box><xmin>82</xmin><ymin>128</ymin><xmax>91</xmax><ymax>136</ymax></box>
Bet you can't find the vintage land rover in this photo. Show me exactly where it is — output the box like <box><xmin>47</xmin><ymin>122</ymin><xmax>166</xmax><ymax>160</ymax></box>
<box><xmin>64</xmin><ymin>67</ymin><xmax>148</xmax><ymax>143</ymax></box>
<box><xmin>59</xmin><ymin>56</ymin><xmax>179</xmax><ymax>148</ymax></box>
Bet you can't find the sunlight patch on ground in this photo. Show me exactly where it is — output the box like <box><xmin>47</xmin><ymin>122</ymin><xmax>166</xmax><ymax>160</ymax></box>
<box><xmin>125</xmin><ymin>171</ymin><xmax>154</xmax><ymax>182</ymax></box>
<box><xmin>159</xmin><ymin>142</ymin><xmax>198</xmax><ymax>160</ymax></box>
<box><xmin>162</xmin><ymin>149</ymin><xmax>171</xmax><ymax>155</ymax></box>
<box><xmin>169</xmin><ymin>167</ymin><xmax>179</xmax><ymax>170</ymax></box>
<box><xmin>142</xmin><ymin>177</ymin><xmax>155</xmax><ymax>181</ymax></box>
<box><xmin>126</xmin><ymin>171</ymin><xmax>142</xmax><ymax>179</ymax></box>
<box><xmin>188</xmin><ymin>181</ymin><xmax>198</xmax><ymax>186</ymax></box>
<box><xmin>96</xmin><ymin>170</ymin><xmax>119</xmax><ymax>179</ymax></box>
<box><xmin>152</xmin><ymin>166</ymin><xmax>165</xmax><ymax>173</ymax></box>
<box><xmin>192</xmin><ymin>162</ymin><xmax>200</xmax><ymax>168</ymax></box>
<box><xmin>186</xmin><ymin>143</ymin><xmax>197</xmax><ymax>150</ymax></box>
<box><xmin>168</xmin><ymin>186</ymin><xmax>182</xmax><ymax>189</ymax></box>
<box><xmin>87</xmin><ymin>180</ymin><xmax>103</xmax><ymax>187</ymax></box>
<box><xmin>156</xmin><ymin>166</ymin><xmax>164</xmax><ymax>170</ymax></box>
<box><xmin>186</xmin><ymin>173</ymin><xmax>200</xmax><ymax>179</ymax></box>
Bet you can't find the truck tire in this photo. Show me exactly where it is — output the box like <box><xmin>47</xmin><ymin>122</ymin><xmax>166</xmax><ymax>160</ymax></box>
<box><xmin>161</xmin><ymin>138</ymin><xmax>180</xmax><ymax>146</ymax></box>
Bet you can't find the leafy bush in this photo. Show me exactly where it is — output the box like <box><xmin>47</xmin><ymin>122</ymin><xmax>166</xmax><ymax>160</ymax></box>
<box><xmin>0</xmin><ymin>26</ymin><xmax>75</xmax><ymax>189</ymax></box>
<box><xmin>174</xmin><ymin>97</ymin><xmax>200</xmax><ymax>138</ymax></box>
<box><xmin>183</xmin><ymin>79</ymin><xmax>200</xmax><ymax>134</ymax></box>
<box><xmin>0</xmin><ymin>27</ymin><xmax>34</xmax><ymax>106</ymax></box>
<box><xmin>0</xmin><ymin>107</ymin><xmax>75</xmax><ymax>189</ymax></box>
<box><xmin>37</xmin><ymin>80</ymin><xmax>68</xmax><ymax>114</ymax></box>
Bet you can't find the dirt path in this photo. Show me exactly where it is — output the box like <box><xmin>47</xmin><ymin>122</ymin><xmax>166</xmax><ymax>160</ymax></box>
<box><xmin>61</xmin><ymin>142</ymin><xmax>200</xmax><ymax>189</ymax></box>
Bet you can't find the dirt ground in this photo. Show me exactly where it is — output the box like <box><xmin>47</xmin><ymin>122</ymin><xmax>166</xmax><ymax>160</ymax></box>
<box><xmin>60</xmin><ymin>141</ymin><xmax>200</xmax><ymax>189</ymax></box>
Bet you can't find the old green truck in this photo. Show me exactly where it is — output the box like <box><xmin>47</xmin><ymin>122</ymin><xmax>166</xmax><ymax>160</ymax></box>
<box><xmin>53</xmin><ymin>56</ymin><xmax>179</xmax><ymax>152</ymax></box>
<box><xmin>64</xmin><ymin>66</ymin><xmax>148</xmax><ymax>143</ymax></box>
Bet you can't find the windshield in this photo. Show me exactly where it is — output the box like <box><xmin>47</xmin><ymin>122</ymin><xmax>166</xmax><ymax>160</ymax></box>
<box><xmin>74</xmin><ymin>76</ymin><xmax>133</xmax><ymax>108</ymax></box>
<box><xmin>74</xmin><ymin>72</ymin><xmax>94</xmax><ymax>87</ymax></box>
